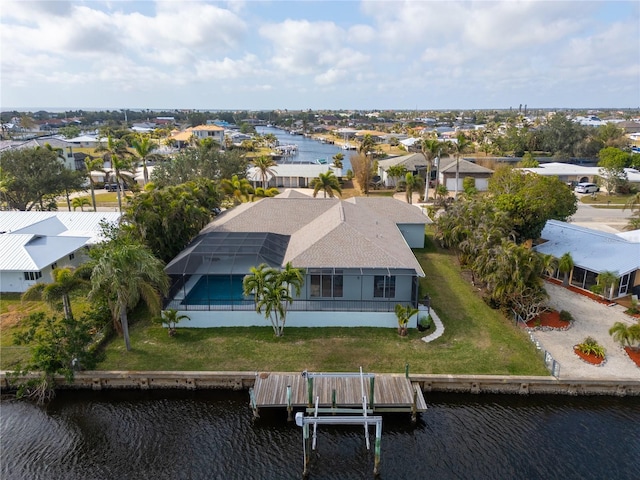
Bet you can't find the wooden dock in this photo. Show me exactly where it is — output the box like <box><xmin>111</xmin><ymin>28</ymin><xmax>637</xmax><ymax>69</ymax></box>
<box><xmin>251</xmin><ymin>372</ymin><xmax>427</xmax><ymax>414</ymax></box>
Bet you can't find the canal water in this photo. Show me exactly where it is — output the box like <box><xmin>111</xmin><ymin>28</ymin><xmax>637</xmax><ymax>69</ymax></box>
<box><xmin>2</xmin><ymin>390</ymin><xmax>639</xmax><ymax>479</ymax></box>
<box><xmin>256</xmin><ymin>126</ymin><xmax>352</xmax><ymax>171</ymax></box>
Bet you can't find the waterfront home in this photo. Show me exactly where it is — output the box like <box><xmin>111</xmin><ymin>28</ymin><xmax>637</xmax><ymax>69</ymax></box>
<box><xmin>377</xmin><ymin>153</ymin><xmax>428</xmax><ymax>188</ymax></box>
<box><xmin>0</xmin><ymin>212</ymin><xmax>121</xmax><ymax>293</ymax></box>
<box><xmin>534</xmin><ymin>220</ymin><xmax>640</xmax><ymax>299</ymax></box>
<box><xmin>246</xmin><ymin>164</ymin><xmax>341</xmax><ymax>189</ymax></box>
<box><xmin>163</xmin><ymin>192</ymin><xmax>430</xmax><ymax>328</ymax></box>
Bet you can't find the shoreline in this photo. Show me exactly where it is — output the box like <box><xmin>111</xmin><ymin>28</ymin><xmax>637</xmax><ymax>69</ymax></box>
<box><xmin>2</xmin><ymin>370</ymin><xmax>639</xmax><ymax>397</ymax></box>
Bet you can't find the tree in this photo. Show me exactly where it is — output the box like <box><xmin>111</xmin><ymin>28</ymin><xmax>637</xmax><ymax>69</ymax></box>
<box><xmin>518</xmin><ymin>152</ymin><xmax>539</xmax><ymax>168</ymax></box>
<box><xmin>387</xmin><ymin>165</ymin><xmax>407</xmax><ymax>191</ymax></box>
<box><xmin>95</xmin><ymin>135</ymin><xmax>134</xmax><ymax>211</ymax></box>
<box><xmin>421</xmin><ymin>138</ymin><xmax>441</xmax><ymax>201</ymax></box>
<box><xmin>89</xmin><ymin>240</ymin><xmax>169</xmax><ymax>351</ymax></box>
<box><xmin>21</xmin><ymin>266</ymin><xmax>89</xmax><ymax>321</ymax></box>
<box><xmin>332</xmin><ymin>152</ymin><xmax>344</xmax><ymax>169</ymax></box>
<box><xmin>159</xmin><ymin>308</ymin><xmax>190</xmax><ymax>337</ymax></box>
<box><xmin>404</xmin><ymin>172</ymin><xmax>422</xmax><ymax>204</ymax></box>
<box><xmin>72</xmin><ymin>197</ymin><xmax>91</xmax><ymax>211</ymax></box>
<box><xmin>131</xmin><ymin>134</ymin><xmax>160</xmax><ymax>185</ymax></box>
<box><xmin>242</xmin><ymin>262</ymin><xmax>304</xmax><ymax>337</ymax></box>
<box><xmin>359</xmin><ymin>134</ymin><xmax>376</xmax><ymax>155</ymax></box>
<box><xmin>596</xmin><ymin>271</ymin><xmax>619</xmax><ymax>300</ymax></box>
<box><xmin>558</xmin><ymin>252</ymin><xmax>574</xmax><ymax>286</ymax></box>
<box><xmin>221</xmin><ymin>175</ymin><xmax>254</xmax><ymax>205</ymax></box>
<box><xmin>394</xmin><ymin>304</ymin><xmax>419</xmax><ymax>336</ymax></box>
<box><xmin>311</xmin><ymin>170</ymin><xmax>342</xmax><ymax>198</ymax></box>
<box><xmin>597</xmin><ymin>147</ymin><xmax>628</xmax><ymax>194</ymax></box>
<box><xmin>350</xmin><ymin>153</ymin><xmax>373</xmax><ymax>195</ymax></box>
<box><xmin>450</xmin><ymin>134</ymin><xmax>473</xmax><ymax>198</ymax></box>
<box><xmin>13</xmin><ymin>310</ymin><xmax>103</xmax><ymax>404</ymax></box>
<box><xmin>489</xmin><ymin>165</ymin><xmax>577</xmax><ymax>242</ymax></box>
<box><xmin>608</xmin><ymin>321</ymin><xmax>640</xmax><ymax>349</ymax></box>
<box><xmin>84</xmin><ymin>155</ymin><xmax>106</xmax><ymax>211</ymax></box>
<box><xmin>0</xmin><ymin>148</ymin><xmax>82</xmax><ymax>210</ymax></box>
<box><xmin>58</xmin><ymin>125</ymin><xmax>81</xmax><ymax>139</ymax></box>
<box><xmin>252</xmin><ymin>155</ymin><xmax>277</xmax><ymax>189</ymax></box>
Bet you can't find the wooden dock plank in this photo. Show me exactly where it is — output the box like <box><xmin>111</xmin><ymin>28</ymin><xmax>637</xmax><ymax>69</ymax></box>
<box><xmin>253</xmin><ymin>373</ymin><xmax>427</xmax><ymax>412</ymax></box>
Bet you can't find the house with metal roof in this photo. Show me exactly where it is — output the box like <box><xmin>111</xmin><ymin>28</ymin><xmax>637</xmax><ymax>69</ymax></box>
<box><xmin>534</xmin><ymin>220</ymin><xmax>640</xmax><ymax>299</ymax></box>
<box><xmin>163</xmin><ymin>193</ymin><xmax>430</xmax><ymax>328</ymax></box>
<box><xmin>0</xmin><ymin>212</ymin><xmax>121</xmax><ymax>292</ymax></box>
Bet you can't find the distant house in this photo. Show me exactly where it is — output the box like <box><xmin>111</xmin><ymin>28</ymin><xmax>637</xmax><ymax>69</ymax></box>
<box><xmin>518</xmin><ymin>162</ymin><xmax>640</xmax><ymax>187</ymax></box>
<box><xmin>534</xmin><ymin>220</ymin><xmax>640</xmax><ymax>299</ymax></box>
<box><xmin>163</xmin><ymin>193</ymin><xmax>430</xmax><ymax>328</ymax></box>
<box><xmin>247</xmin><ymin>164</ymin><xmax>341</xmax><ymax>188</ymax></box>
<box><xmin>0</xmin><ymin>212</ymin><xmax>121</xmax><ymax>292</ymax></box>
<box><xmin>0</xmin><ymin>137</ymin><xmax>79</xmax><ymax>171</ymax></box>
<box><xmin>170</xmin><ymin>124</ymin><xmax>225</xmax><ymax>148</ymax></box>
<box><xmin>438</xmin><ymin>157</ymin><xmax>494</xmax><ymax>192</ymax></box>
<box><xmin>377</xmin><ymin>153</ymin><xmax>427</xmax><ymax>188</ymax></box>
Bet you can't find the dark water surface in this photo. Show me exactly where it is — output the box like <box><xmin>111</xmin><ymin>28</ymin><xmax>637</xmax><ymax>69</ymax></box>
<box><xmin>2</xmin><ymin>390</ymin><xmax>639</xmax><ymax>480</ymax></box>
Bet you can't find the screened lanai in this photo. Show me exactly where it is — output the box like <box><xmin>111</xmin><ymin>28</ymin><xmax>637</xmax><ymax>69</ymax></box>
<box><xmin>164</xmin><ymin>231</ymin><xmax>290</xmax><ymax>308</ymax></box>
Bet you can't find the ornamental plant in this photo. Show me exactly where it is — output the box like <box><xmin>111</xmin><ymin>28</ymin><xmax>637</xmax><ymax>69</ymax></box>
<box><xmin>576</xmin><ymin>337</ymin><xmax>606</xmax><ymax>358</ymax></box>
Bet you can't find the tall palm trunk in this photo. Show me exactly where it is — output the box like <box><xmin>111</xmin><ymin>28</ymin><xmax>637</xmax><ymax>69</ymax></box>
<box><xmin>120</xmin><ymin>308</ymin><xmax>131</xmax><ymax>351</ymax></box>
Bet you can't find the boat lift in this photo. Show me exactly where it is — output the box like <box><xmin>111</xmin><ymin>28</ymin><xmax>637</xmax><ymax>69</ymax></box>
<box><xmin>295</xmin><ymin>368</ymin><xmax>384</xmax><ymax>477</ymax></box>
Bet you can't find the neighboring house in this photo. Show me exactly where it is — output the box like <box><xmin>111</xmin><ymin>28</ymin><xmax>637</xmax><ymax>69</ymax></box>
<box><xmin>519</xmin><ymin>162</ymin><xmax>640</xmax><ymax>187</ymax></box>
<box><xmin>0</xmin><ymin>212</ymin><xmax>121</xmax><ymax>292</ymax></box>
<box><xmin>534</xmin><ymin>220</ymin><xmax>640</xmax><ymax>299</ymax></box>
<box><xmin>246</xmin><ymin>164</ymin><xmax>341</xmax><ymax>188</ymax></box>
<box><xmin>0</xmin><ymin>137</ymin><xmax>78</xmax><ymax>171</ymax></box>
<box><xmin>377</xmin><ymin>153</ymin><xmax>427</xmax><ymax>188</ymax></box>
<box><xmin>164</xmin><ymin>192</ymin><xmax>430</xmax><ymax>328</ymax></box>
<box><xmin>437</xmin><ymin>157</ymin><xmax>494</xmax><ymax>192</ymax></box>
<box><xmin>170</xmin><ymin>125</ymin><xmax>225</xmax><ymax>148</ymax></box>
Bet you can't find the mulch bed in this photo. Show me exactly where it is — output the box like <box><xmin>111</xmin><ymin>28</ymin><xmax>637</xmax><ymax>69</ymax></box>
<box><xmin>545</xmin><ymin>278</ymin><xmax>615</xmax><ymax>306</ymax></box>
<box><xmin>525</xmin><ymin>310</ymin><xmax>571</xmax><ymax>330</ymax></box>
<box><xmin>574</xmin><ymin>346</ymin><xmax>606</xmax><ymax>365</ymax></box>
<box><xmin>624</xmin><ymin>347</ymin><xmax>640</xmax><ymax>368</ymax></box>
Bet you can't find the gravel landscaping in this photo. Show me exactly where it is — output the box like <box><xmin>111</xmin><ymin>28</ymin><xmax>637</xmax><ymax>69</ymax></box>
<box><xmin>531</xmin><ymin>282</ymin><xmax>640</xmax><ymax>380</ymax></box>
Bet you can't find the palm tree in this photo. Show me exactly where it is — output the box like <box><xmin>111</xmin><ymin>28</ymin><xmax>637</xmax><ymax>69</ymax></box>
<box><xmin>72</xmin><ymin>197</ymin><xmax>91</xmax><ymax>211</ymax></box>
<box><xmin>160</xmin><ymin>308</ymin><xmax>190</xmax><ymax>337</ymax></box>
<box><xmin>558</xmin><ymin>252</ymin><xmax>574</xmax><ymax>286</ymax></box>
<box><xmin>131</xmin><ymin>134</ymin><xmax>159</xmax><ymax>186</ymax></box>
<box><xmin>608</xmin><ymin>321</ymin><xmax>637</xmax><ymax>348</ymax></box>
<box><xmin>95</xmin><ymin>135</ymin><xmax>134</xmax><ymax>211</ymax></box>
<box><xmin>221</xmin><ymin>175</ymin><xmax>253</xmax><ymax>205</ymax></box>
<box><xmin>421</xmin><ymin>138</ymin><xmax>440</xmax><ymax>201</ymax></box>
<box><xmin>596</xmin><ymin>271</ymin><xmax>619</xmax><ymax>299</ymax></box>
<box><xmin>22</xmin><ymin>266</ymin><xmax>88</xmax><ymax>320</ymax></box>
<box><xmin>623</xmin><ymin>192</ymin><xmax>640</xmax><ymax>212</ymax></box>
<box><xmin>311</xmin><ymin>170</ymin><xmax>342</xmax><ymax>198</ymax></box>
<box><xmin>450</xmin><ymin>134</ymin><xmax>473</xmax><ymax>198</ymax></box>
<box><xmin>84</xmin><ymin>155</ymin><xmax>106</xmax><ymax>211</ymax></box>
<box><xmin>394</xmin><ymin>304</ymin><xmax>419</xmax><ymax>336</ymax></box>
<box><xmin>242</xmin><ymin>262</ymin><xmax>304</xmax><ymax>337</ymax></box>
<box><xmin>332</xmin><ymin>152</ymin><xmax>344</xmax><ymax>169</ymax></box>
<box><xmin>252</xmin><ymin>155</ymin><xmax>277</xmax><ymax>189</ymax></box>
<box><xmin>89</xmin><ymin>242</ymin><xmax>169</xmax><ymax>351</ymax></box>
<box><xmin>358</xmin><ymin>134</ymin><xmax>376</xmax><ymax>155</ymax></box>
<box><xmin>404</xmin><ymin>172</ymin><xmax>422</xmax><ymax>205</ymax></box>
<box><xmin>387</xmin><ymin>165</ymin><xmax>407</xmax><ymax>191</ymax></box>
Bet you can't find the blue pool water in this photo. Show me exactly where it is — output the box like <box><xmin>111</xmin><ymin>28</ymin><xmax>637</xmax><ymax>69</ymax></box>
<box><xmin>182</xmin><ymin>275</ymin><xmax>246</xmax><ymax>305</ymax></box>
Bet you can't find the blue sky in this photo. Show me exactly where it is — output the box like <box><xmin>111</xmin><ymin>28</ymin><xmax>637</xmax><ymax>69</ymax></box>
<box><xmin>1</xmin><ymin>1</ymin><xmax>639</xmax><ymax>111</ymax></box>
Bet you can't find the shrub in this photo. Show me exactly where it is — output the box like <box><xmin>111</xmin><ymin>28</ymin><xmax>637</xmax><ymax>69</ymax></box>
<box><xmin>559</xmin><ymin>310</ymin><xmax>573</xmax><ymax>322</ymax></box>
<box><xmin>589</xmin><ymin>284</ymin><xmax>603</xmax><ymax>295</ymax></box>
<box><xmin>419</xmin><ymin>315</ymin><xmax>433</xmax><ymax>330</ymax></box>
<box><xmin>576</xmin><ymin>337</ymin><xmax>606</xmax><ymax>358</ymax></box>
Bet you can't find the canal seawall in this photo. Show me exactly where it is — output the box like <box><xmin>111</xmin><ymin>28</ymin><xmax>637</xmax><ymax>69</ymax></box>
<box><xmin>2</xmin><ymin>371</ymin><xmax>639</xmax><ymax>396</ymax></box>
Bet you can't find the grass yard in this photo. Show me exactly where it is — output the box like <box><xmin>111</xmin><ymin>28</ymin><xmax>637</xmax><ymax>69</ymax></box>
<box><xmin>97</xmin><ymin>230</ymin><xmax>548</xmax><ymax>375</ymax></box>
<box><xmin>579</xmin><ymin>192</ymin><xmax>634</xmax><ymax>208</ymax></box>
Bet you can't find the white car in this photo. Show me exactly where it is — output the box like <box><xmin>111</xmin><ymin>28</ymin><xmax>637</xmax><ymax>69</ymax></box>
<box><xmin>574</xmin><ymin>183</ymin><xmax>599</xmax><ymax>194</ymax></box>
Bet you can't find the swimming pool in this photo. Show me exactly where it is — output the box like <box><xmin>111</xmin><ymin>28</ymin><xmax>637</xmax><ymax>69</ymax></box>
<box><xmin>182</xmin><ymin>275</ymin><xmax>246</xmax><ymax>305</ymax></box>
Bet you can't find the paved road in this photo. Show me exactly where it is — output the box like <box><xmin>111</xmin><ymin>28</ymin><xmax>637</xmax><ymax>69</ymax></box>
<box><xmin>570</xmin><ymin>202</ymin><xmax>631</xmax><ymax>232</ymax></box>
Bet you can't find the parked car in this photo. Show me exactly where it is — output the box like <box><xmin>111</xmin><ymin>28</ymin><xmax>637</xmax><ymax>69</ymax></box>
<box><xmin>574</xmin><ymin>182</ymin><xmax>599</xmax><ymax>194</ymax></box>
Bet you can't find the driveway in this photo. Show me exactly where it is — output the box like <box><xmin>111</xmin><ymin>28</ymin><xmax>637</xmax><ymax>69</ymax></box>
<box><xmin>531</xmin><ymin>282</ymin><xmax>639</xmax><ymax>380</ymax></box>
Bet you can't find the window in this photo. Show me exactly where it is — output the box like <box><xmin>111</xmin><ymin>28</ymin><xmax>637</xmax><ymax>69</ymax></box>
<box><xmin>69</xmin><ymin>253</ymin><xmax>75</xmax><ymax>260</ymax></box>
<box><xmin>24</xmin><ymin>271</ymin><xmax>42</xmax><ymax>281</ymax></box>
<box><xmin>51</xmin><ymin>262</ymin><xmax>58</xmax><ymax>270</ymax></box>
<box><xmin>310</xmin><ymin>269</ymin><xmax>343</xmax><ymax>297</ymax></box>
<box><xmin>374</xmin><ymin>275</ymin><xmax>396</xmax><ymax>298</ymax></box>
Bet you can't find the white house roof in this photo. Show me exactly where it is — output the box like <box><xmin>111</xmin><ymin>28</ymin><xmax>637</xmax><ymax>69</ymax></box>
<box><xmin>0</xmin><ymin>234</ymin><xmax>90</xmax><ymax>271</ymax></box>
<box><xmin>519</xmin><ymin>162</ymin><xmax>640</xmax><ymax>183</ymax></box>
<box><xmin>0</xmin><ymin>212</ymin><xmax>122</xmax><ymax>272</ymax></box>
<box><xmin>247</xmin><ymin>164</ymin><xmax>335</xmax><ymax>182</ymax></box>
<box><xmin>534</xmin><ymin>220</ymin><xmax>640</xmax><ymax>276</ymax></box>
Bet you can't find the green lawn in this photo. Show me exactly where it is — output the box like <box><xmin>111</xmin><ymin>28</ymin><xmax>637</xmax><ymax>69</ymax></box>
<box><xmin>97</xmin><ymin>232</ymin><xmax>548</xmax><ymax>375</ymax></box>
<box><xmin>1</xmin><ymin>232</ymin><xmax>548</xmax><ymax>375</ymax></box>
<box><xmin>579</xmin><ymin>192</ymin><xmax>633</xmax><ymax>208</ymax></box>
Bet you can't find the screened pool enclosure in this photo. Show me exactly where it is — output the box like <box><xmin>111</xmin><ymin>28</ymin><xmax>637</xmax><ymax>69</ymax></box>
<box><xmin>164</xmin><ymin>231</ymin><xmax>421</xmax><ymax>313</ymax></box>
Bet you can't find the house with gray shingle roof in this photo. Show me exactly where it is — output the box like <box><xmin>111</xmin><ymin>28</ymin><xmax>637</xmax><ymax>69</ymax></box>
<box><xmin>164</xmin><ymin>192</ymin><xmax>430</xmax><ymax>328</ymax></box>
<box><xmin>438</xmin><ymin>157</ymin><xmax>494</xmax><ymax>192</ymax></box>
